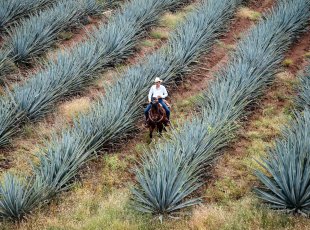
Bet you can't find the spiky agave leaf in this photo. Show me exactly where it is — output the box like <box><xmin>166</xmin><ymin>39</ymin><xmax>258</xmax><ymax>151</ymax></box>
<box><xmin>295</xmin><ymin>64</ymin><xmax>310</xmax><ymax>109</ymax></box>
<box><xmin>0</xmin><ymin>173</ymin><xmax>47</xmax><ymax>221</ymax></box>
<box><xmin>0</xmin><ymin>50</ymin><xmax>15</xmax><ymax>81</ymax></box>
<box><xmin>0</xmin><ymin>0</ymin><xmax>56</xmax><ymax>31</ymax></box>
<box><xmin>133</xmin><ymin>0</ymin><xmax>310</xmax><ymax>216</ymax></box>
<box><xmin>32</xmin><ymin>131</ymin><xmax>97</xmax><ymax>196</ymax></box>
<box><xmin>255</xmin><ymin>109</ymin><xmax>310</xmax><ymax>215</ymax></box>
<box><xmin>132</xmin><ymin>144</ymin><xmax>202</xmax><ymax>215</ymax></box>
<box><xmin>5</xmin><ymin>0</ymin><xmax>101</xmax><ymax>64</ymax></box>
<box><xmin>0</xmin><ymin>94</ymin><xmax>24</xmax><ymax>147</ymax></box>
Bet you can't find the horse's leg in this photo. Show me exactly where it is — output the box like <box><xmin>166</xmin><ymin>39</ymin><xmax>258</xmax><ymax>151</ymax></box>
<box><xmin>149</xmin><ymin>126</ymin><xmax>153</xmax><ymax>139</ymax></box>
<box><xmin>158</xmin><ymin>124</ymin><xmax>163</xmax><ymax>137</ymax></box>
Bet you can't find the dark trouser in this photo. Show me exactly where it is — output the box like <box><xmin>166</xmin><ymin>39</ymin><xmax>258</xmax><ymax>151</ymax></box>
<box><xmin>144</xmin><ymin>98</ymin><xmax>170</xmax><ymax>120</ymax></box>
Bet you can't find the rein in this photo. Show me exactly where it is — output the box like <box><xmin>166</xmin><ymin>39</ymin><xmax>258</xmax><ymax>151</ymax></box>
<box><xmin>148</xmin><ymin>103</ymin><xmax>165</xmax><ymax>123</ymax></box>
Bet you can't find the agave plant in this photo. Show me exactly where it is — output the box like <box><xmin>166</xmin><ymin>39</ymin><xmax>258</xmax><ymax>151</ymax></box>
<box><xmin>0</xmin><ymin>50</ymin><xmax>16</xmax><ymax>81</ymax></box>
<box><xmin>32</xmin><ymin>131</ymin><xmax>97</xmax><ymax>195</ymax></box>
<box><xmin>255</xmin><ymin>63</ymin><xmax>310</xmax><ymax>214</ymax></box>
<box><xmin>4</xmin><ymin>0</ymin><xmax>102</xmax><ymax>64</ymax></box>
<box><xmin>133</xmin><ymin>144</ymin><xmax>203</xmax><ymax>216</ymax></box>
<box><xmin>295</xmin><ymin>65</ymin><xmax>310</xmax><ymax>109</ymax></box>
<box><xmin>132</xmin><ymin>0</ymin><xmax>310</xmax><ymax>215</ymax></box>
<box><xmin>0</xmin><ymin>0</ymin><xmax>189</xmax><ymax>147</ymax></box>
<box><xmin>0</xmin><ymin>173</ymin><xmax>47</xmax><ymax>220</ymax></box>
<box><xmin>0</xmin><ymin>0</ymin><xmax>102</xmax><ymax>77</ymax></box>
<box><xmin>255</xmin><ymin>109</ymin><xmax>310</xmax><ymax>215</ymax></box>
<box><xmin>0</xmin><ymin>0</ymin><xmax>56</xmax><ymax>32</ymax></box>
<box><xmin>0</xmin><ymin>95</ymin><xmax>24</xmax><ymax>147</ymax></box>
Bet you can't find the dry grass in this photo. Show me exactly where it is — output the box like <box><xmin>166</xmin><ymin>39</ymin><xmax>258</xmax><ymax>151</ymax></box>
<box><xmin>189</xmin><ymin>196</ymin><xmax>310</xmax><ymax>230</ymax></box>
<box><xmin>159</xmin><ymin>11</ymin><xmax>186</xmax><ymax>28</ymax></box>
<box><xmin>282</xmin><ymin>58</ymin><xmax>294</xmax><ymax>67</ymax></box>
<box><xmin>3</xmin><ymin>150</ymin><xmax>189</xmax><ymax>230</ymax></box>
<box><xmin>140</xmin><ymin>39</ymin><xmax>157</xmax><ymax>48</ymax></box>
<box><xmin>0</xmin><ymin>115</ymin><xmax>68</xmax><ymax>177</ymax></box>
<box><xmin>149</xmin><ymin>29</ymin><xmax>170</xmax><ymax>40</ymax></box>
<box><xmin>217</xmin><ymin>40</ymin><xmax>236</xmax><ymax>51</ymax></box>
<box><xmin>58</xmin><ymin>31</ymin><xmax>74</xmax><ymax>40</ymax></box>
<box><xmin>237</xmin><ymin>7</ymin><xmax>262</xmax><ymax>21</ymax></box>
<box><xmin>59</xmin><ymin>97</ymin><xmax>91</xmax><ymax>121</ymax></box>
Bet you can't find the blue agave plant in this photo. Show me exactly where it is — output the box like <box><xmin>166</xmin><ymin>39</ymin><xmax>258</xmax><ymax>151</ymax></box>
<box><xmin>4</xmin><ymin>0</ymin><xmax>102</xmax><ymax>65</ymax></box>
<box><xmin>0</xmin><ymin>0</ymin><xmax>56</xmax><ymax>31</ymax></box>
<box><xmin>255</xmin><ymin>64</ymin><xmax>310</xmax><ymax>215</ymax></box>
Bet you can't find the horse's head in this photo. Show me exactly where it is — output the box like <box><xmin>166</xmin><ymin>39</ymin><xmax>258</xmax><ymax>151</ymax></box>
<box><xmin>150</xmin><ymin>97</ymin><xmax>159</xmax><ymax>109</ymax></box>
<box><xmin>149</xmin><ymin>97</ymin><xmax>164</xmax><ymax>122</ymax></box>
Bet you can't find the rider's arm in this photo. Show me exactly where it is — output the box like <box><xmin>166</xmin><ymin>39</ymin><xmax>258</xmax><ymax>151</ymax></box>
<box><xmin>148</xmin><ymin>86</ymin><xmax>153</xmax><ymax>102</ymax></box>
<box><xmin>162</xmin><ymin>86</ymin><xmax>168</xmax><ymax>98</ymax></box>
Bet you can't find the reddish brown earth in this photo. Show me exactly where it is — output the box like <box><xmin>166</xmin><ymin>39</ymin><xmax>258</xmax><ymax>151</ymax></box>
<box><xmin>172</xmin><ymin>0</ymin><xmax>275</xmax><ymax>105</ymax></box>
<box><xmin>284</xmin><ymin>35</ymin><xmax>310</xmax><ymax>75</ymax></box>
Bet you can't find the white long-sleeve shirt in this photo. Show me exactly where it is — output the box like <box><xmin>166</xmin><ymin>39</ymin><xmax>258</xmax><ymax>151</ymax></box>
<box><xmin>148</xmin><ymin>85</ymin><xmax>168</xmax><ymax>101</ymax></box>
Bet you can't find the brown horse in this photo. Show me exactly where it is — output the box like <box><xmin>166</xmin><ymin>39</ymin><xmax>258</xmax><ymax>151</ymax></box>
<box><xmin>146</xmin><ymin>98</ymin><xmax>169</xmax><ymax>139</ymax></box>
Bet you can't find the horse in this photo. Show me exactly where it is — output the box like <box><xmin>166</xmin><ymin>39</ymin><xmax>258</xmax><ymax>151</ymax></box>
<box><xmin>146</xmin><ymin>98</ymin><xmax>169</xmax><ymax>139</ymax></box>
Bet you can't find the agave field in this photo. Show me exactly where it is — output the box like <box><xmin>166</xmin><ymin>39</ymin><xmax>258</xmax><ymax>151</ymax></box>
<box><xmin>0</xmin><ymin>0</ymin><xmax>309</xmax><ymax>229</ymax></box>
<box><xmin>0</xmin><ymin>0</ymin><xmax>241</xmax><ymax>220</ymax></box>
<box><xmin>0</xmin><ymin>0</ymin><xmax>189</xmax><ymax>147</ymax></box>
<box><xmin>0</xmin><ymin>0</ymin><xmax>102</xmax><ymax>76</ymax></box>
<box><xmin>132</xmin><ymin>0</ymin><xmax>310</xmax><ymax>217</ymax></box>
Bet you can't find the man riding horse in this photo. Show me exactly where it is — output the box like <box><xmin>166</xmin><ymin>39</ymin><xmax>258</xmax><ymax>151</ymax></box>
<box><xmin>144</xmin><ymin>77</ymin><xmax>170</xmax><ymax>127</ymax></box>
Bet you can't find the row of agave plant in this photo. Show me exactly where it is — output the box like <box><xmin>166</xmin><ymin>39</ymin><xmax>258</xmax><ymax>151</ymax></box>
<box><xmin>295</xmin><ymin>65</ymin><xmax>310</xmax><ymax>109</ymax></box>
<box><xmin>0</xmin><ymin>0</ymin><xmax>190</xmax><ymax>148</ymax></box>
<box><xmin>0</xmin><ymin>0</ymin><xmax>244</xmax><ymax>221</ymax></box>
<box><xmin>0</xmin><ymin>0</ymin><xmax>57</xmax><ymax>32</ymax></box>
<box><xmin>255</xmin><ymin>64</ymin><xmax>310</xmax><ymax>215</ymax></box>
<box><xmin>131</xmin><ymin>0</ymin><xmax>310</xmax><ymax>217</ymax></box>
<box><xmin>0</xmin><ymin>0</ymin><xmax>103</xmax><ymax>78</ymax></box>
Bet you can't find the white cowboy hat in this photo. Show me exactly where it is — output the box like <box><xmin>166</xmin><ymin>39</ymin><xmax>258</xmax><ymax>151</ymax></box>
<box><xmin>154</xmin><ymin>77</ymin><xmax>163</xmax><ymax>83</ymax></box>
